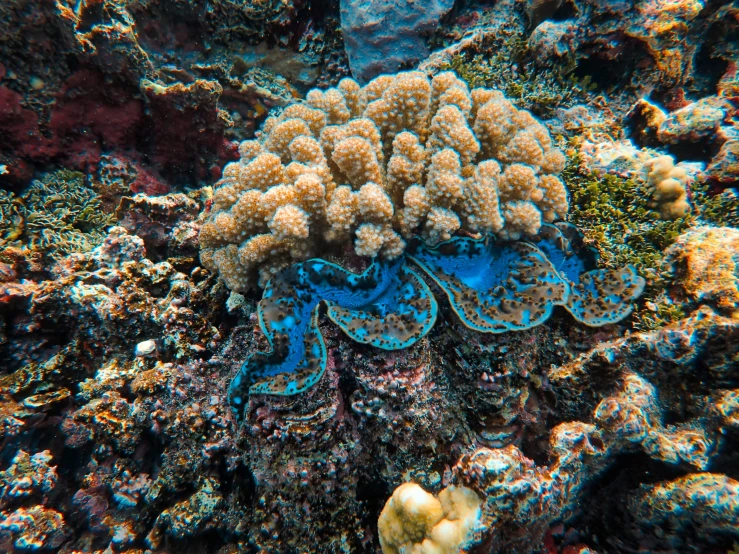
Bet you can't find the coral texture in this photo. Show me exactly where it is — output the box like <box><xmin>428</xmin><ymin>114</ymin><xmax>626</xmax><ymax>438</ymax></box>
<box><xmin>643</xmin><ymin>155</ymin><xmax>691</xmax><ymax>219</ymax></box>
<box><xmin>664</xmin><ymin>226</ymin><xmax>739</xmax><ymax>318</ymax></box>
<box><xmin>340</xmin><ymin>0</ymin><xmax>456</xmax><ymax>82</ymax></box>
<box><xmin>629</xmin><ymin>96</ymin><xmax>738</xmax><ymax>188</ymax></box>
<box><xmin>377</xmin><ymin>482</ymin><xmax>481</xmax><ymax>554</ymax></box>
<box><xmin>1</xmin><ymin>0</ymin><xmax>738</xmax><ymax>552</ymax></box>
<box><xmin>629</xmin><ymin>473</ymin><xmax>739</xmax><ymax>537</ymax></box>
<box><xmin>0</xmin><ymin>171</ymin><xmax>114</xmax><ymax>262</ymax></box>
<box><xmin>199</xmin><ymin>70</ymin><xmax>569</xmax><ymax>291</ymax></box>
<box><xmin>453</xmin><ymin>365</ymin><xmax>737</xmax><ymax>551</ymax></box>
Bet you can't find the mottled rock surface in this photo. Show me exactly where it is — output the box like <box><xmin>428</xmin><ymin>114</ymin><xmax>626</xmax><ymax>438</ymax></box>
<box><xmin>341</xmin><ymin>0</ymin><xmax>455</xmax><ymax>82</ymax></box>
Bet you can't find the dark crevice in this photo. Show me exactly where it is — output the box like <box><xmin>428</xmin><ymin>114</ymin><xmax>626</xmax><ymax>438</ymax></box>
<box><xmin>693</xmin><ymin>47</ymin><xmax>729</xmax><ymax>96</ymax></box>
<box><xmin>551</xmin><ymin>0</ymin><xmax>577</xmax><ymax>21</ymax></box>
<box><xmin>689</xmin><ymin>10</ymin><xmax>739</xmax><ymax>96</ymax></box>
<box><xmin>356</xmin><ymin>474</ymin><xmax>392</xmax><ymax>554</ymax></box>
<box><xmin>572</xmin><ymin>36</ymin><xmax>653</xmax><ymax>92</ymax></box>
<box><xmin>527</xmin><ymin>0</ymin><xmax>578</xmax><ymax>30</ymax></box>
<box><xmin>164</xmin><ymin>530</ymin><xmax>229</xmax><ymax>553</ymax></box>
<box><xmin>711</xmin><ymin>428</ymin><xmax>739</xmax><ymax>480</ymax></box>
<box><xmin>665</xmin><ymin>134</ymin><xmax>721</xmax><ymax>164</ymax></box>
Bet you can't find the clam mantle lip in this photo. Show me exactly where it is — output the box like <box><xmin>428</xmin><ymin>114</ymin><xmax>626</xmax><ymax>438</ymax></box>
<box><xmin>228</xmin><ymin>222</ymin><xmax>646</xmax><ymax>412</ymax></box>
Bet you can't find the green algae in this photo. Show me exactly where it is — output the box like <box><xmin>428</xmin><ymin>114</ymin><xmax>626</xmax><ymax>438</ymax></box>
<box><xmin>563</xmin><ymin>156</ymin><xmax>689</xmax><ymax>274</ymax></box>
<box><xmin>438</xmin><ymin>46</ymin><xmax>592</xmax><ymax>117</ymax></box>
<box><xmin>0</xmin><ymin>170</ymin><xmax>114</xmax><ymax>262</ymax></box>
<box><xmin>562</xmin><ymin>156</ymin><xmax>690</xmax><ymax>330</ymax></box>
<box><xmin>692</xmin><ymin>182</ymin><xmax>739</xmax><ymax>228</ymax></box>
<box><xmin>563</xmin><ymin>155</ymin><xmax>739</xmax><ymax>330</ymax></box>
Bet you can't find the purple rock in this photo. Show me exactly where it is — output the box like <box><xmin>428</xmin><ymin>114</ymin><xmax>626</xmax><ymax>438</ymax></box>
<box><xmin>341</xmin><ymin>0</ymin><xmax>456</xmax><ymax>83</ymax></box>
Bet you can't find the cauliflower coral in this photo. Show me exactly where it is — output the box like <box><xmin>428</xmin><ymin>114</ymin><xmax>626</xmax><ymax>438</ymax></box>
<box><xmin>199</xmin><ymin>71</ymin><xmax>569</xmax><ymax>291</ymax></box>
<box><xmin>377</xmin><ymin>482</ymin><xmax>481</xmax><ymax>554</ymax></box>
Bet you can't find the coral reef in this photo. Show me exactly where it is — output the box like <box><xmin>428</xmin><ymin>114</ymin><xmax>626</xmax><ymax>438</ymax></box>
<box><xmin>0</xmin><ymin>506</ymin><xmax>68</xmax><ymax>551</ymax></box>
<box><xmin>629</xmin><ymin>96</ymin><xmax>739</xmax><ymax>188</ymax></box>
<box><xmin>200</xmin><ymin>70</ymin><xmax>569</xmax><ymax>291</ymax></box>
<box><xmin>0</xmin><ymin>451</ymin><xmax>57</xmax><ymax>503</ymax></box>
<box><xmin>0</xmin><ymin>0</ymin><xmax>346</xmax><ymax>186</ymax></box>
<box><xmin>0</xmin><ymin>221</ymin><xmax>243</xmax><ymax>551</ymax></box>
<box><xmin>452</xmin><ymin>363</ymin><xmax>739</xmax><ymax>552</ymax></box>
<box><xmin>525</xmin><ymin>0</ymin><xmax>739</xmax><ymax>112</ymax></box>
<box><xmin>115</xmin><ymin>192</ymin><xmax>202</xmax><ymax>259</ymax></box>
<box><xmin>0</xmin><ymin>198</ymin><xmax>736</xmax><ymax>553</ymax></box>
<box><xmin>0</xmin><ymin>0</ymin><xmax>738</xmax><ymax>552</ymax></box>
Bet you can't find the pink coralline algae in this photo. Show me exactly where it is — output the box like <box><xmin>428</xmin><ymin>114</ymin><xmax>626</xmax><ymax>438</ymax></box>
<box><xmin>0</xmin><ymin>0</ymin><xmax>341</xmax><ymax>187</ymax></box>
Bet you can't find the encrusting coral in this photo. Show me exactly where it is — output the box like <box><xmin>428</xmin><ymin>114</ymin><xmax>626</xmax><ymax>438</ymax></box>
<box><xmin>664</xmin><ymin>226</ymin><xmax>739</xmax><ymax>319</ymax></box>
<box><xmin>377</xmin><ymin>482</ymin><xmax>481</xmax><ymax>554</ymax></box>
<box><xmin>200</xmin><ymin>70</ymin><xmax>569</xmax><ymax>291</ymax></box>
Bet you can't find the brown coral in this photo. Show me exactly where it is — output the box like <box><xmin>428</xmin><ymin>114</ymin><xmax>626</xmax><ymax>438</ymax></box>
<box><xmin>664</xmin><ymin>226</ymin><xmax>739</xmax><ymax>318</ymax></box>
<box><xmin>643</xmin><ymin>155</ymin><xmax>691</xmax><ymax>219</ymax></box>
<box><xmin>201</xmin><ymin>71</ymin><xmax>570</xmax><ymax>291</ymax></box>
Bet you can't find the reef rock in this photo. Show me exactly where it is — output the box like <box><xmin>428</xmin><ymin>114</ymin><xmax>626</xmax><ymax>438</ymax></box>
<box><xmin>665</xmin><ymin>226</ymin><xmax>739</xmax><ymax>318</ymax></box>
<box><xmin>341</xmin><ymin>0</ymin><xmax>456</xmax><ymax>82</ymax></box>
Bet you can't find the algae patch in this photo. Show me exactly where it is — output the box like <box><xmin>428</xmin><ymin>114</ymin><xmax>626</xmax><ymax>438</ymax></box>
<box><xmin>0</xmin><ymin>170</ymin><xmax>115</xmax><ymax>262</ymax></box>
<box><xmin>563</xmin><ymin>155</ymin><xmax>739</xmax><ymax>330</ymax></box>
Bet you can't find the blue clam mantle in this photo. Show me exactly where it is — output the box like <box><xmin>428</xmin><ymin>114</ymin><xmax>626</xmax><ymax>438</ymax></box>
<box><xmin>229</xmin><ymin>223</ymin><xmax>645</xmax><ymax>416</ymax></box>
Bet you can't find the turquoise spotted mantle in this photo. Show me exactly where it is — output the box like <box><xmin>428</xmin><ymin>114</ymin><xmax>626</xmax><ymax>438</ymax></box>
<box><xmin>229</xmin><ymin>223</ymin><xmax>645</xmax><ymax>417</ymax></box>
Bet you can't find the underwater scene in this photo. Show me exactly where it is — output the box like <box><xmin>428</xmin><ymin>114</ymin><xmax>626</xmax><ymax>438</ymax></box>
<box><xmin>1</xmin><ymin>0</ymin><xmax>738</xmax><ymax>552</ymax></box>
